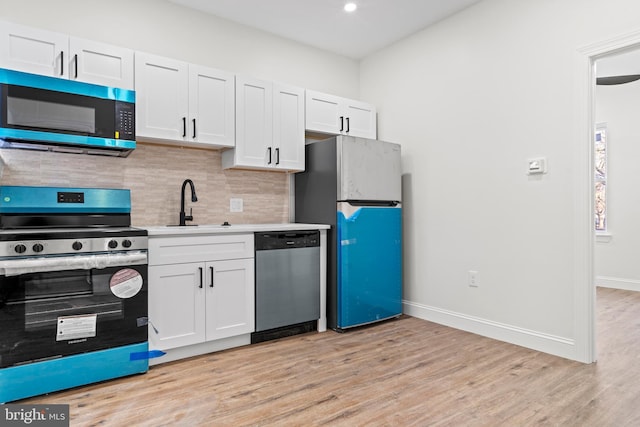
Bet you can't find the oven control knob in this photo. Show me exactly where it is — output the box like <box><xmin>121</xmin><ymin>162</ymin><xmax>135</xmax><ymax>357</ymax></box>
<box><xmin>108</xmin><ymin>240</ymin><xmax>118</xmax><ymax>249</ymax></box>
<box><xmin>14</xmin><ymin>244</ymin><xmax>27</xmax><ymax>254</ymax></box>
<box><xmin>122</xmin><ymin>239</ymin><xmax>132</xmax><ymax>248</ymax></box>
<box><xmin>32</xmin><ymin>243</ymin><xmax>44</xmax><ymax>253</ymax></box>
<box><xmin>72</xmin><ymin>241</ymin><xmax>83</xmax><ymax>251</ymax></box>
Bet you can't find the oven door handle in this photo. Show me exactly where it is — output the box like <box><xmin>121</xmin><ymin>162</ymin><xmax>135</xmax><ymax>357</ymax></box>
<box><xmin>0</xmin><ymin>251</ymin><xmax>148</xmax><ymax>277</ymax></box>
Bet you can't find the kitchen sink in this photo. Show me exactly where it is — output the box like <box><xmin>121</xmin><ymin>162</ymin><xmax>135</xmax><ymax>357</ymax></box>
<box><xmin>164</xmin><ymin>224</ymin><xmax>231</xmax><ymax>229</ymax></box>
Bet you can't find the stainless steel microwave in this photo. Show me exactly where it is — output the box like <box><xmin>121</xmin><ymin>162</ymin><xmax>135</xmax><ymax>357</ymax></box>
<box><xmin>0</xmin><ymin>68</ymin><xmax>135</xmax><ymax>156</ymax></box>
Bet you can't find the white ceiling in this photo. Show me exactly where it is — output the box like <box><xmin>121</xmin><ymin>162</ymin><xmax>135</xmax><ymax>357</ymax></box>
<box><xmin>168</xmin><ymin>0</ymin><xmax>483</xmax><ymax>59</ymax></box>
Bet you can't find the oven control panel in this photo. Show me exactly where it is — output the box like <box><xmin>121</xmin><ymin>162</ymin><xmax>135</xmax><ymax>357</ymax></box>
<box><xmin>0</xmin><ymin>236</ymin><xmax>148</xmax><ymax>257</ymax></box>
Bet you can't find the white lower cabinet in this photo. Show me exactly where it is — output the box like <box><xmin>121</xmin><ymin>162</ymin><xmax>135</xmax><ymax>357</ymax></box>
<box><xmin>204</xmin><ymin>259</ymin><xmax>254</xmax><ymax>340</ymax></box>
<box><xmin>148</xmin><ymin>234</ymin><xmax>254</xmax><ymax>354</ymax></box>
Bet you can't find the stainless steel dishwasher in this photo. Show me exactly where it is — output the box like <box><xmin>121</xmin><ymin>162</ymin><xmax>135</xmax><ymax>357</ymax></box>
<box><xmin>252</xmin><ymin>230</ymin><xmax>320</xmax><ymax>343</ymax></box>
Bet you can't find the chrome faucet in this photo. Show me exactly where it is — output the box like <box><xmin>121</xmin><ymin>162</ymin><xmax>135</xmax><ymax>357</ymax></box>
<box><xmin>179</xmin><ymin>179</ymin><xmax>198</xmax><ymax>226</ymax></box>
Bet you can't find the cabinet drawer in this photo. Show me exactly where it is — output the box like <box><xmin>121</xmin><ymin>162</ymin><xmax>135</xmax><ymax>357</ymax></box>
<box><xmin>149</xmin><ymin>234</ymin><xmax>254</xmax><ymax>265</ymax></box>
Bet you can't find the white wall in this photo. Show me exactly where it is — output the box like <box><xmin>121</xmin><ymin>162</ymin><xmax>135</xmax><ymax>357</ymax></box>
<box><xmin>360</xmin><ymin>0</ymin><xmax>640</xmax><ymax>361</ymax></box>
<box><xmin>595</xmin><ymin>79</ymin><xmax>640</xmax><ymax>291</ymax></box>
<box><xmin>0</xmin><ymin>0</ymin><xmax>359</xmax><ymax>98</ymax></box>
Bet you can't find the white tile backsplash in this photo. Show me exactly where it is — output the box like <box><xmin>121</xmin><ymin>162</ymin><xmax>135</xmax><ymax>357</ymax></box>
<box><xmin>0</xmin><ymin>142</ymin><xmax>290</xmax><ymax>227</ymax></box>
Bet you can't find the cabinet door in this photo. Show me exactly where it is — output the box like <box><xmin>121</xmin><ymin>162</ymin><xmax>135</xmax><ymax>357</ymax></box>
<box><xmin>305</xmin><ymin>90</ymin><xmax>342</xmax><ymax>135</ymax></box>
<box><xmin>188</xmin><ymin>65</ymin><xmax>235</xmax><ymax>148</ymax></box>
<box><xmin>135</xmin><ymin>52</ymin><xmax>189</xmax><ymax>141</ymax></box>
<box><xmin>343</xmin><ymin>99</ymin><xmax>377</xmax><ymax>139</ymax></box>
<box><xmin>0</xmin><ymin>21</ymin><xmax>68</xmax><ymax>78</ymax></box>
<box><xmin>232</xmin><ymin>75</ymin><xmax>273</xmax><ymax>168</ymax></box>
<box><xmin>148</xmin><ymin>263</ymin><xmax>206</xmax><ymax>350</ymax></box>
<box><xmin>273</xmin><ymin>83</ymin><xmax>305</xmax><ymax>171</ymax></box>
<box><xmin>69</xmin><ymin>37</ymin><xmax>134</xmax><ymax>89</ymax></box>
<box><xmin>205</xmin><ymin>259</ymin><xmax>255</xmax><ymax>341</ymax></box>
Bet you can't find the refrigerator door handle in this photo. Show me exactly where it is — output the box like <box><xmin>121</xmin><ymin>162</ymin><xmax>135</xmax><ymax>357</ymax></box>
<box><xmin>341</xmin><ymin>200</ymin><xmax>400</xmax><ymax>207</ymax></box>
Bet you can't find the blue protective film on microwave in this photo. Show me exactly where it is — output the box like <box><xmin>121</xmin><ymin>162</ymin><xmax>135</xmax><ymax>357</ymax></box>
<box><xmin>0</xmin><ymin>67</ymin><xmax>135</xmax><ymax>102</ymax></box>
<box><xmin>336</xmin><ymin>206</ymin><xmax>402</xmax><ymax>328</ymax></box>
<box><xmin>0</xmin><ymin>128</ymin><xmax>136</xmax><ymax>147</ymax></box>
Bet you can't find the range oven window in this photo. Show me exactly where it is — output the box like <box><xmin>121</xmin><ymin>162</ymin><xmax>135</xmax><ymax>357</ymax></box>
<box><xmin>0</xmin><ymin>264</ymin><xmax>147</xmax><ymax>368</ymax></box>
<box><xmin>10</xmin><ymin>270</ymin><xmax>124</xmax><ymax>331</ymax></box>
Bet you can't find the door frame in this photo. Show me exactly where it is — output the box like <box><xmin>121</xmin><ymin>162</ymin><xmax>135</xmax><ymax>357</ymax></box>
<box><xmin>574</xmin><ymin>29</ymin><xmax>640</xmax><ymax>363</ymax></box>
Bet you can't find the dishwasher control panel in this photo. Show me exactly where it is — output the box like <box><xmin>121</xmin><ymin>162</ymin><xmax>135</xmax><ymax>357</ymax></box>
<box><xmin>255</xmin><ymin>231</ymin><xmax>320</xmax><ymax>250</ymax></box>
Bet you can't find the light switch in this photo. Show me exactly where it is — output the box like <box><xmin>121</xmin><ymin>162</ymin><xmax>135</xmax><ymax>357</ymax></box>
<box><xmin>527</xmin><ymin>157</ymin><xmax>547</xmax><ymax>175</ymax></box>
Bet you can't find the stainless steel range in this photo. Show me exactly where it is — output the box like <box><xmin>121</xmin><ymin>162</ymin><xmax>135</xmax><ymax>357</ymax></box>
<box><xmin>0</xmin><ymin>186</ymin><xmax>149</xmax><ymax>403</ymax></box>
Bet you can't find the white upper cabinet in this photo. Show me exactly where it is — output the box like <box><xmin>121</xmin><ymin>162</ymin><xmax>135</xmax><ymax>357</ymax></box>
<box><xmin>135</xmin><ymin>52</ymin><xmax>189</xmax><ymax>142</ymax></box>
<box><xmin>222</xmin><ymin>76</ymin><xmax>304</xmax><ymax>172</ymax></box>
<box><xmin>343</xmin><ymin>98</ymin><xmax>377</xmax><ymax>139</ymax></box>
<box><xmin>306</xmin><ymin>89</ymin><xmax>377</xmax><ymax>139</ymax></box>
<box><xmin>273</xmin><ymin>83</ymin><xmax>305</xmax><ymax>170</ymax></box>
<box><xmin>189</xmin><ymin>65</ymin><xmax>235</xmax><ymax>147</ymax></box>
<box><xmin>0</xmin><ymin>21</ymin><xmax>134</xmax><ymax>89</ymax></box>
<box><xmin>0</xmin><ymin>21</ymin><xmax>67</xmax><ymax>77</ymax></box>
<box><xmin>135</xmin><ymin>52</ymin><xmax>235</xmax><ymax>148</ymax></box>
<box><xmin>69</xmin><ymin>37</ymin><xmax>134</xmax><ymax>89</ymax></box>
<box><xmin>229</xmin><ymin>75</ymin><xmax>274</xmax><ymax>169</ymax></box>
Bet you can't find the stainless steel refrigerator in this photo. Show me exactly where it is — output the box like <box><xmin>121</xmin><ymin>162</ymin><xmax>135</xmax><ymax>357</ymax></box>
<box><xmin>295</xmin><ymin>135</ymin><xmax>402</xmax><ymax>330</ymax></box>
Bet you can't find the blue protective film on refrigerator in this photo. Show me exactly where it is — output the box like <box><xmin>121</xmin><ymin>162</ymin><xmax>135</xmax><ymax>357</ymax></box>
<box><xmin>337</xmin><ymin>205</ymin><xmax>402</xmax><ymax>328</ymax></box>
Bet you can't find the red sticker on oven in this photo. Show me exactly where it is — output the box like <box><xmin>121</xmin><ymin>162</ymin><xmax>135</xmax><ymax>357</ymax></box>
<box><xmin>110</xmin><ymin>268</ymin><xmax>143</xmax><ymax>298</ymax></box>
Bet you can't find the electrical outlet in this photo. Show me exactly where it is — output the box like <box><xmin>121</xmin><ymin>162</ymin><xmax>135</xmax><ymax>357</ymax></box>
<box><xmin>468</xmin><ymin>270</ymin><xmax>479</xmax><ymax>287</ymax></box>
<box><xmin>230</xmin><ymin>198</ymin><xmax>243</xmax><ymax>213</ymax></box>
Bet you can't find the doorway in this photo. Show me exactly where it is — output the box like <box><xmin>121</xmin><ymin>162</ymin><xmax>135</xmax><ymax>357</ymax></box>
<box><xmin>578</xmin><ymin>35</ymin><xmax>640</xmax><ymax>363</ymax></box>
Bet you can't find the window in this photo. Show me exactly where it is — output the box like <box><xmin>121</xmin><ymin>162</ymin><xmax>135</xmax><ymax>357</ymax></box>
<box><xmin>594</xmin><ymin>124</ymin><xmax>607</xmax><ymax>231</ymax></box>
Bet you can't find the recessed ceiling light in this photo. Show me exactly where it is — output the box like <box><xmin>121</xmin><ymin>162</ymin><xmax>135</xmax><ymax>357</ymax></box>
<box><xmin>344</xmin><ymin>3</ymin><xmax>357</xmax><ymax>13</ymax></box>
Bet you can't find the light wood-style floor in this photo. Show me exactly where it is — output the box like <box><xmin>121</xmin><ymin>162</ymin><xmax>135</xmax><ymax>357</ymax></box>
<box><xmin>20</xmin><ymin>287</ymin><xmax>640</xmax><ymax>426</ymax></box>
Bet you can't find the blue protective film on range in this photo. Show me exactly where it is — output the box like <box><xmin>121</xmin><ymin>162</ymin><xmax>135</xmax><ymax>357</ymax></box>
<box><xmin>130</xmin><ymin>350</ymin><xmax>166</xmax><ymax>360</ymax></box>
<box><xmin>0</xmin><ymin>185</ymin><xmax>131</xmax><ymax>213</ymax></box>
<box><xmin>0</xmin><ymin>342</ymin><xmax>148</xmax><ymax>403</ymax></box>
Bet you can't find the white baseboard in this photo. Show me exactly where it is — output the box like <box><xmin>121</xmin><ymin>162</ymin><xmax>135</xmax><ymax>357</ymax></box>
<box><xmin>403</xmin><ymin>300</ymin><xmax>578</xmax><ymax>361</ymax></box>
<box><xmin>596</xmin><ymin>276</ymin><xmax>640</xmax><ymax>292</ymax></box>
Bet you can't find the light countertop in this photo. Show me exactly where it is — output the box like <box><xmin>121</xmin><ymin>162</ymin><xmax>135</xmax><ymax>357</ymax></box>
<box><xmin>143</xmin><ymin>223</ymin><xmax>330</xmax><ymax>237</ymax></box>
